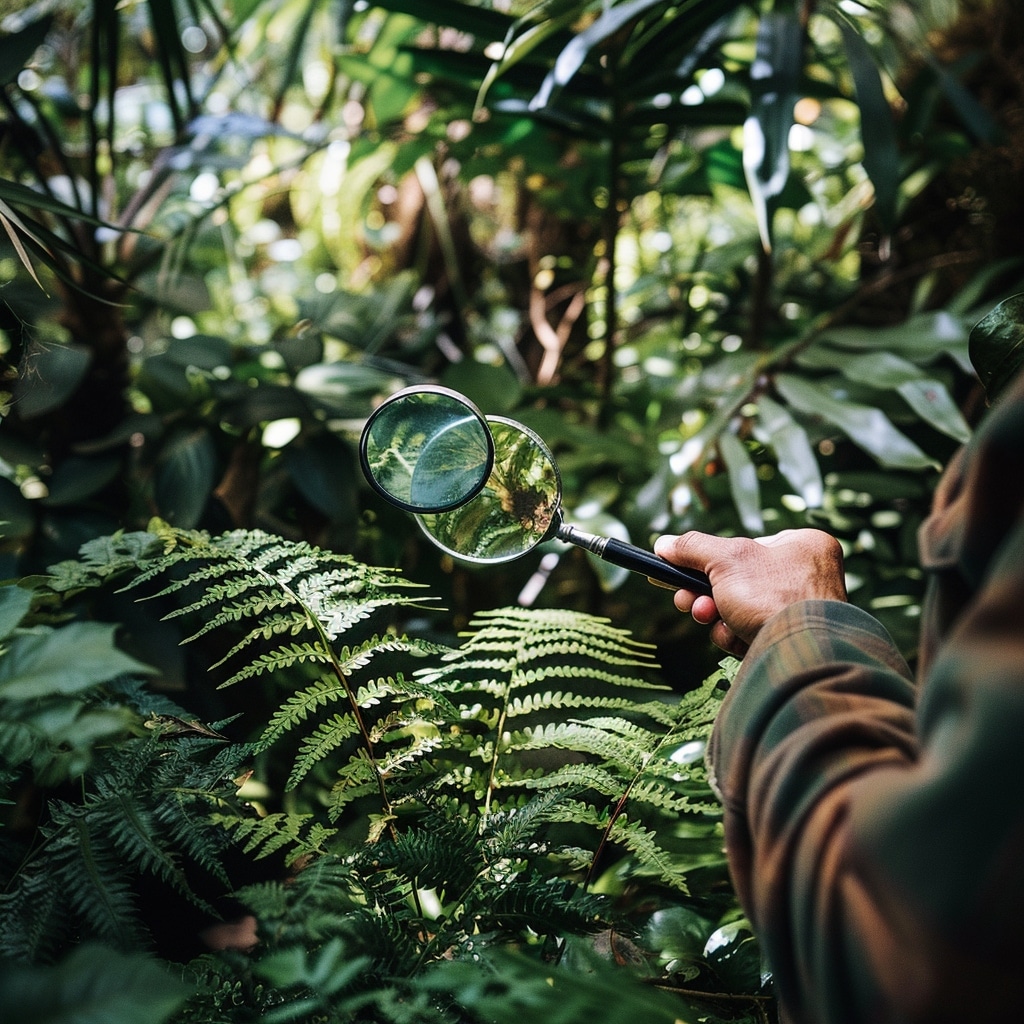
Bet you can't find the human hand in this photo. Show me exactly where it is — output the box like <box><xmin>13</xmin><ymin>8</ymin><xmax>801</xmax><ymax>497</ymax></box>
<box><xmin>653</xmin><ymin>529</ymin><xmax>848</xmax><ymax>656</ymax></box>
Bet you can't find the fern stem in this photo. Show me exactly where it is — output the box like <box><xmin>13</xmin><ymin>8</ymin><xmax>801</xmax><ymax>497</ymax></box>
<box><xmin>245</xmin><ymin>563</ymin><xmax>398</xmax><ymax>840</ymax></box>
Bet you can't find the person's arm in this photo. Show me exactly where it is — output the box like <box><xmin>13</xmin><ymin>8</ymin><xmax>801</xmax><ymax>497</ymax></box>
<box><xmin>658</xmin><ymin>528</ymin><xmax>1024</xmax><ymax>1023</ymax></box>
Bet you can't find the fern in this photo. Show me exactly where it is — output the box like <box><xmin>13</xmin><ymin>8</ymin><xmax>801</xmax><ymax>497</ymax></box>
<box><xmin>211</xmin><ymin>811</ymin><xmax>338</xmax><ymax>866</ymax></box>
<box><xmin>5</xmin><ymin>524</ymin><xmax>755</xmax><ymax>1022</ymax></box>
<box><xmin>1</xmin><ymin>728</ymin><xmax>251</xmax><ymax>961</ymax></box>
<box><xmin>394</xmin><ymin>606</ymin><xmax>728</xmax><ymax>891</ymax></box>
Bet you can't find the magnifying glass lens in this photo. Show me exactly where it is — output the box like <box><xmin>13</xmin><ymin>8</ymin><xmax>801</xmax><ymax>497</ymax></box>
<box><xmin>418</xmin><ymin>418</ymin><xmax>561</xmax><ymax>563</ymax></box>
<box><xmin>360</xmin><ymin>388</ymin><xmax>494</xmax><ymax>513</ymax></box>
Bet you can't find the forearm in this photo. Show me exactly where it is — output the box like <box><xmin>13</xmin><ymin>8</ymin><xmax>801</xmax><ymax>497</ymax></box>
<box><xmin>709</xmin><ymin>595</ymin><xmax>1024</xmax><ymax>1023</ymax></box>
<box><xmin>708</xmin><ymin>601</ymin><xmax>920</xmax><ymax>1023</ymax></box>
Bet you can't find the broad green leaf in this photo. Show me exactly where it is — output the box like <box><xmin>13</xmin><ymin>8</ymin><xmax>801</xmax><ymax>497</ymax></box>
<box><xmin>0</xmin><ymin>943</ymin><xmax>187</xmax><ymax>1024</ymax></box>
<box><xmin>294</xmin><ymin>363</ymin><xmax>403</xmax><ymax>416</ymax></box>
<box><xmin>754</xmin><ymin>395</ymin><xmax>823</xmax><ymax>507</ymax></box>
<box><xmin>41</xmin><ymin>455</ymin><xmax>123</xmax><ymax>507</ymax></box>
<box><xmin>154</xmin><ymin>427</ymin><xmax>217</xmax><ymax>528</ymax></box>
<box><xmin>718</xmin><ymin>431</ymin><xmax>763</xmax><ymax>532</ymax></box>
<box><xmin>0</xmin><ymin>584</ymin><xmax>32</xmax><ymax>641</ymax></box>
<box><xmin>743</xmin><ymin>8</ymin><xmax>803</xmax><ymax>253</ymax></box>
<box><xmin>441</xmin><ymin>360</ymin><xmax>523</xmax><ymax>414</ymax></box>
<box><xmin>800</xmin><ymin>350</ymin><xmax>970</xmax><ymax>443</ymax></box>
<box><xmin>12</xmin><ymin>340</ymin><xmax>92</xmax><ymax>419</ymax></box>
<box><xmin>0</xmin><ymin>11</ymin><xmax>53</xmax><ymax>88</ymax></box>
<box><xmin>775</xmin><ymin>374</ymin><xmax>936</xmax><ymax>469</ymax></box>
<box><xmin>968</xmin><ymin>293</ymin><xmax>1024</xmax><ymax>405</ymax></box>
<box><xmin>835</xmin><ymin>16</ymin><xmax>898</xmax><ymax>232</ymax></box>
<box><xmin>815</xmin><ymin>310</ymin><xmax>969</xmax><ymax>364</ymax></box>
<box><xmin>284</xmin><ymin>433</ymin><xmax>359</xmax><ymax>522</ymax></box>
<box><xmin>0</xmin><ymin>621</ymin><xmax>155</xmax><ymax>700</ymax></box>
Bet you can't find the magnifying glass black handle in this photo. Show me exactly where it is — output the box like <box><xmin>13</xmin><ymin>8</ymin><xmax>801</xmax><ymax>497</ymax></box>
<box><xmin>602</xmin><ymin>538</ymin><xmax>713</xmax><ymax>596</ymax></box>
<box><xmin>558</xmin><ymin>523</ymin><xmax>712</xmax><ymax>596</ymax></box>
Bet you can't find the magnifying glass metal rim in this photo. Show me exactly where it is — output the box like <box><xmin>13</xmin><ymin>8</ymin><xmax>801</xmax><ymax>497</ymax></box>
<box><xmin>359</xmin><ymin>384</ymin><xmax>496</xmax><ymax>515</ymax></box>
<box><xmin>414</xmin><ymin>415</ymin><xmax>563</xmax><ymax>565</ymax></box>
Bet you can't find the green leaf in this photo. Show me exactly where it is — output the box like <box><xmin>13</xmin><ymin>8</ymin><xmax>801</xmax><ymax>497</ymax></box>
<box><xmin>154</xmin><ymin>427</ymin><xmax>217</xmax><ymax>528</ymax></box>
<box><xmin>0</xmin><ymin>943</ymin><xmax>188</xmax><ymax>1024</ymax></box>
<box><xmin>969</xmin><ymin>293</ymin><xmax>1024</xmax><ymax>405</ymax></box>
<box><xmin>283</xmin><ymin>432</ymin><xmax>359</xmax><ymax>522</ymax></box>
<box><xmin>41</xmin><ymin>455</ymin><xmax>123</xmax><ymax>507</ymax></box>
<box><xmin>441</xmin><ymin>360</ymin><xmax>524</xmax><ymax>414</ymax></box>
<box><xmin>293</xmin><ymin>362</ymin><xmax>403</xmax><ymax>416</ymax></box>
<box><xmin>835</xmin><ymin>16</ymin><xmax>899</xmax><ymax>232</ymax></box>
<box><xmin>0</xmin><ymin>11</ymin><xmax>53</xmax><ymax>88</ymax></box>
<box><xmin>775</xmin><ymin>374</ymin><xmax>937</xmax><ymax>470</ymax></box>
<box><xmin>754</xmin><ymin>395</ymin><xmax>823</xmax><ymax>507</ymax></box>
<box><xmin>802</xmin><ymin>350</ymin><xmax>970</xmax><ymax>443</ymax></box>
<box><xmin>743</xmin><ymin>8</ymin><xmax>803</xmax><ymax>253</ymax></box>
<box><xmin>0</xmin><ymin>621</ymin><xmax>155</xmax><ymax>700</ymax></box>
<box><xmin>530</xmin><ymin>0</ymin><xmax>671</xmax><ymax>111</ymax></box>
<box><xmin>718</xmin><ymin>431</ymin><xmax>763</xmax><ymax>532</ymax></box>
<box><xmin>12</xmin><ymin>341</ymin><xmax>92</xmax><ymax>419</ymax></box>
<box><xmin>814</xmin><ymin>310</ymin><xmax>969</xmax><ymax>364</ymax></box>
<box><xmin>927</xmin><ymin>53</ymin><xmax>1002</xmax><ymax>145</ymax></box>
<box><xmin>0</xmin><ymin>584</ymin><xmax>32</xmax><ymax>641</ymax></box>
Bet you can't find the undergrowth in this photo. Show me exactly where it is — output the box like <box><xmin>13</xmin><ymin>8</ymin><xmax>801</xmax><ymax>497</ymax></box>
<box><xmin>0</xmin><ymin>521</ymin><xmax>770</xmax><ymax>1024</ymax></box>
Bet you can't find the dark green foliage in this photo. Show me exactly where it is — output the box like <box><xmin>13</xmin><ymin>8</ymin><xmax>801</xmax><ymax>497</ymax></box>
<box><xmin>1</xmin><ymin>523</ymin><xmax>756</xmax><ymax>1022</ymax></box>
<box><xmin>0</xmin><ymin>943</ymin><xmax>189</xmax><ymax>1024</ymax></box>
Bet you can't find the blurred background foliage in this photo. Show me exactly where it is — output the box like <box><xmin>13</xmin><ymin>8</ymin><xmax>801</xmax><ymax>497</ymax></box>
<box><xmin>1</xmin><ymin>0</ymin><xmax>1023</xmax><ymax>684</ymax></box>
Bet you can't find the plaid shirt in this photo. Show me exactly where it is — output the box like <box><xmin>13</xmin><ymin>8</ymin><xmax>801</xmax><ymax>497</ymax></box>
<box><xmin>707</xmin><ymin>371</ymin><xmax>1024</xmax><ymax>1024</ymax></box>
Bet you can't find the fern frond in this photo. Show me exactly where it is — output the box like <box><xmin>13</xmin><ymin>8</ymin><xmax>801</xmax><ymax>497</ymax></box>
<box><xmin>286</xmin><ymin>713</ymin><xmax>362</xmax><ymax>788</ymax></box>
<box><xmin>47</xmin><ymin>810</ymin><xmax>146</xmax><ymax>949</ymax></box>
<box><xmin>216</xmin><ymin>642</ymin><xmax>332</xmax><ymax>688</ymax></box>
<box><xmin>177</xmin><ymin>591</ymin><xmax>297</xmax><ymax>644</ymax></box>
<box><xmin>212</xmin><ymin>812</ymin><xmax>338</xmax><ymax>865</ymax></box>
<box><xmin>0</xmin><ymin>864</ymin><xmax>67</xmax><ymax>963</ymax></box>
<box><xmin>258</xmin><ymin>676</ymin><xmax>351</xmax><ymax>748</ymax></box>
<box><xmin>475</xmin><ymin>875</ymin><xmax>608</xmax><ymax>935</ymax></box>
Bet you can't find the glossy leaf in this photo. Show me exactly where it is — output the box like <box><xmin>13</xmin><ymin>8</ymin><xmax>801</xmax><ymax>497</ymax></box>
<box><xmin>41</xmin><ymin>455</ymin><xmax>123</xmax><ymax>507</ymax></box>
<box><xmin>293</xmin><ymin>363</ymin><xmax>403</xmax><ymax>416</ymax></box>
<box><xmin>718</xmin><ymin>431</ymin><xmax>763</xmax><ymax>532</ymax></box>
<box><xmin>284</xmin><ymin>433</ymin><xmax>359</xmax><ymax>522</ymax></box>
<box><xmin>743</xmin><ymin>8</ymin><xmax>803</xmax><ymax>253</ymax></box>
<box><xmin>530</xmin><ymin>0</ymin><xmax>674</xmax><ymax>111</ymax></box>
<box><xmin>12</xmin><ymin>341</ymin><xmax>92</xmax><ymax>419</ymax></box>
<box><xmin>814</xmin><ymin>310</ymin><xmax>969</xmax><ymax>364</ymax></box>
<box><xmin>154</xmin><ymin>428</ymin><xmax>217</xmax><ymax>528</ymax></box>
<box><xmin>969</xmin><ymin>293</ymin><xmax>1024</xmax><ymax>405</ymax></box>
<box><xmin>0</xmin><ymin>585</ymin><xmax>32</xmax><ymax>641</ymax></box>
<box><xmin>800</xmin><ymin>349</ymin><xmax>970</xmax><ymax>443</ymax></box>
<box><xmin>0</xmin><ymin>622</ymin><xmax>155</xmax><ymax>699</ymax></box>
<box><xmin>834</xmin><ymin>15</ymin><xmax>899</xmax><ymax>232</ymax></box>
<box><xmin>754</xmin><ymin>395</ymin><xmax>823</xmax><ymax>507</ymax></box>
<box><xmin>776</xmin><ymin>374</ymin><xmax>936</xmax><ymax>470</ymax></box>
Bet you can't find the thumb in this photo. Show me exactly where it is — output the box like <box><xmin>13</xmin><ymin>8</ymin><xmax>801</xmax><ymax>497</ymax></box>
<box><xmin>654</xmin><ymin>531</ymin><xmax>729</xmax><ymax>572</ymax></box>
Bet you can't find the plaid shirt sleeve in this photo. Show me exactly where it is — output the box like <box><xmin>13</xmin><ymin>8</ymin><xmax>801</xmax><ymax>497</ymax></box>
<box><xmin>707</xmin><ymin>378</ymin><xmax>1024</xmax><ymax>1024</ymax></box>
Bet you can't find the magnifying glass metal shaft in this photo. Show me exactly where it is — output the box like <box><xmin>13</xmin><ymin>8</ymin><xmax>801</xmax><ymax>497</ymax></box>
<box><xmin>360</xmin><ymin>389</ymin><xmax>712</xmax><ymax>597</ymax></box>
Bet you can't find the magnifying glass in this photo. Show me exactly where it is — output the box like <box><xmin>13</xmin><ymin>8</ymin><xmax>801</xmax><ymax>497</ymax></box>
<box><xmin>360</xmin><ymin>387</ymin><xmax>712</xmax><ymax>596</ymax></box>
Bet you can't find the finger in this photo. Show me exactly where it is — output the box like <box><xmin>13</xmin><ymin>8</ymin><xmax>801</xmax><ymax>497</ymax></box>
<box><xmin>691</xmin><ymin>594</ymin><xmax>719</xmax><ymax>625</ymax></box>
<box><xmin>710</xmin><ymin>620</ymin><xmax>749</xmax><ymax>658</ymax></box>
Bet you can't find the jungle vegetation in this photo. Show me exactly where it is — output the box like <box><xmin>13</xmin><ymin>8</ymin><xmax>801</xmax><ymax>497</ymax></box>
<box><xmin>1</xmin><ymin>0</ymin><xmax>1022</xmax><ymax>1021</ymax></box>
